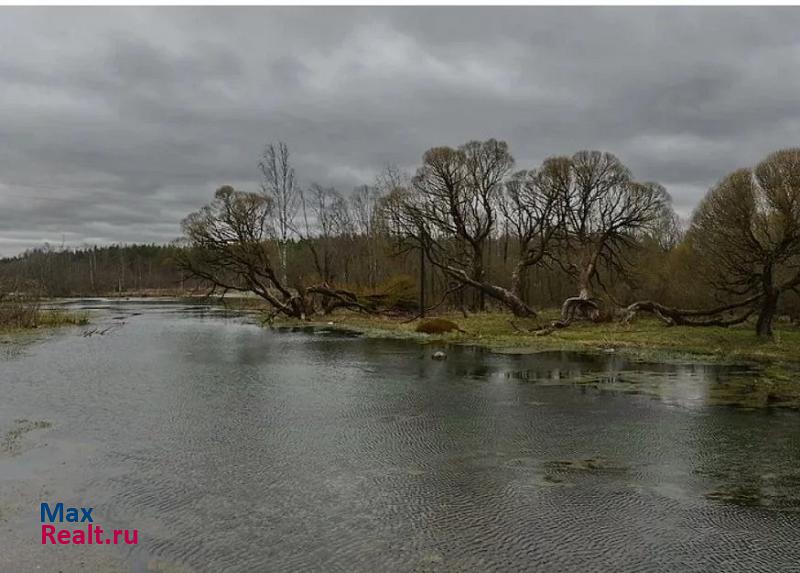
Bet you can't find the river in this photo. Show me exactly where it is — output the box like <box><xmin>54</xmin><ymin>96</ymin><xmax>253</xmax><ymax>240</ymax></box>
<box><xmin>1</xmin><ymin>299</ymin><xmax>798</xmax><ymax>572</ymax></box>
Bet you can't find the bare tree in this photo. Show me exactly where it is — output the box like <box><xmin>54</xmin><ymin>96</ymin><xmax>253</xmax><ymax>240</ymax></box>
<box><xmin>259</xmin><ymin>141</ymin><xmax>299</xmax><ymax>285</ymax></box>
<box><xmin>179</xmin><ymin>186</ymin><xmax>372</xmax><ymax>321</ymax></box>
<box><xmin>178</xmin><ymin>185</ymin><xmax>308</xmax><ymax>317</ymax></box>
<box><xmin>410</xmin><ymin>139</ymin><xmax>519</xmax><ymax>312</ymax></box>
<box><xmin>392</xmin><ymin>139</ymin><xmax>540</xmax><ymax>317</ymax></box>
<box><xmin>377</xmin><ymin>170</ymin><xmax>436</xmax><ymax>316</ymax></box>
<box><xmin>544</xmin><ymin>151</ymin><xmax>674</xmax><ymax>323</ymax></box>
<box><xmin>300</xmin><ymin>183</ymin><xmax>352</xmax><ymax>284</ymax></box>
<box><xmin>500</xmin><ymin>168</ymin><xmax>560</xmax><ymax>301</ymax></box>
<box><xmin>350</xmin><ymin>184</ymin><xmax>384</xmax><ymax>288</ymax></box>
<box><xmin>690</xmin><ymin>148</ymin><xmax>800</xmax><ymax>337</ymax></box>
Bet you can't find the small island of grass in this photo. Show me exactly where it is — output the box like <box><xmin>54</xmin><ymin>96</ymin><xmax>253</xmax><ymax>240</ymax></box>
<box><xmin>0</xmin><ymin>297</ymin><xmax>88</xmax><ymax>337</ymax></box>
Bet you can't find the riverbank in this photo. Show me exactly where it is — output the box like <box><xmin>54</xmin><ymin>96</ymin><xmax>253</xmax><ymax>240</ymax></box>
<box><xmin>0</xmin><ymin>308</ymin><xmax>89</xmax><ymax>337</ymax></box>
<box><xmin>273</xmin><ymin>309</ymin><xmax>800</xmax><ymax>367</ymax></box>
<box><xmin>272</xmin><ymin>310</ymin><xmax>800</xmax><ymax>407</ymax></box>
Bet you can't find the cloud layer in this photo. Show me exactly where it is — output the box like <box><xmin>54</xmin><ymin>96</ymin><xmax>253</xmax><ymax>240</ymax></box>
<box><xmin>1</xmin><ymin>7</ymin><xmax>799</xmax><ymax>255</ymax></box>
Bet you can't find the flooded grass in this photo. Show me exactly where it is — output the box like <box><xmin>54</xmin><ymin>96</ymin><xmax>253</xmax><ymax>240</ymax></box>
<box><xmin>701</xmin><ymin>468</ymin><xmax>800</xmax><ymax>511</ymax></box>
<box><xmin>285</xmin><ymin>309</ymin><xmax>800</xmax><ymax>362</ymax></box>
<box><xmin>36</xmin><ymin>309</ymin><xmax>89</xmax><ymax>327</ymax></box>
<box><xmin>0</xmin><ymin>307</ymin><xmax>89</xmax><ymax>335</ymax></box>
<box><xmin>543</xmin><ymin>457</ymin><xmax>629</xmax><ymax>474</ymax></box>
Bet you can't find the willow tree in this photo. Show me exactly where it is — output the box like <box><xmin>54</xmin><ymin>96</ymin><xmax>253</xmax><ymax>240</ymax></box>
<box><xmin>386</xmin><ymin>139</ymin><xmax>546</xmax><ymax>317</ymax></box>
<box><xmin>179</xmin><ymin>186</ymin><xmax>371</xmax><ymax>321</ymax></box>
<box><xmin>544</xmin><ymin>151</ymin><xmax>674</xmax><ymax>322</ymax></box>
<box><xmin>500</xmin><ymin>168</ymin><xmax>560</xmax><ymax>301</ymax></box>
<box><xmin>410</xmin><ymin>139</ymin><xmax>514</xmax><ymax>312</ymax></box>
<box><xmin>691</xmin><ymin>148</ymin><xmax>800</xmax><ymax>337</ymax></box>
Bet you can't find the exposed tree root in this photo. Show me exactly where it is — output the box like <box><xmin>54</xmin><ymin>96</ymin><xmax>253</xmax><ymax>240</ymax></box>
<box><xmin>558</xmin><ymin>296</ymin><xmax>601</xmax><ymax>324</ymax></box>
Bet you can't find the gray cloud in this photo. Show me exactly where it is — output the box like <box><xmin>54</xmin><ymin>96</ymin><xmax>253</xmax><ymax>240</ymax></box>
<box><xmin>1</xmin><ymin>7</ymin><xmax>800</xmax><ymax>255</ymax></box>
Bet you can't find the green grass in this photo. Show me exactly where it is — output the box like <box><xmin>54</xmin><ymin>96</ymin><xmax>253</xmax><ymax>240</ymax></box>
<box><xmin>0</xmin><ymin>307</ymin><xmax>89</xmax><ymax>335</ymax></box>
<box><xmin>34</xmin><ymin>309</ymin><xmax>90</xmax><ymax>327</ymax></box>
<box><xmin>274</xmin><ymin>309</ymin><xmax>800</xmax><ymax>366</ymax></box>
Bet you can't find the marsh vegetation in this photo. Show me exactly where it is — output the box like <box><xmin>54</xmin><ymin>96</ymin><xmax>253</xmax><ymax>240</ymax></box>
<box><xmin>0</xmin><ymin>292</ymin><xmax>88</xmax><ymax>334</ymax></box>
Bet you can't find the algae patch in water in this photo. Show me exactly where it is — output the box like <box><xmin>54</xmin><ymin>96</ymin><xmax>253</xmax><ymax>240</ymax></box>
<box><xmin>543</xmin><ymin>457</ymin><xmax>629</xmax><ymax>474</ymax></box>
<box><xmin>513</xmin><ymin>361</ymin><xmax>800</xmax><ymax>411</ymax></box>
<box><xmin>700</xmin><ymin>468</ymin><xmax>800</xmax><ymax>511</ymax></box>
<box><xmin>1</xmin><ymin>418</ymin><xmax>52</xmax><ymax>454</ymax></box>
<box><xmin>705</xmin><ymin>374</ymin><xmax>800</xmax><ymax>410</ymax></box>
<box><xmin>534</xmin><ymin>457</ymin><xmax>629</xmax><ymax>488</ymax></box>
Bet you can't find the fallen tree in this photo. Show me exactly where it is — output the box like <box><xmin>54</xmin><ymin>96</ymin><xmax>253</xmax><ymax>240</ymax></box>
<box><xmin>621</xmin><ymin>295</ymin><xmax>760</xmax><ymax>327</ymax></box>
<box><xmin>178</xmin><ymin>185</ymin><xmax>376</xmax><ymax>322</ymax></box>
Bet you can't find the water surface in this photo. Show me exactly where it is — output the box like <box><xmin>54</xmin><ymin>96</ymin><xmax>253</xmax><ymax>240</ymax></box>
<box><xmin>1</xmin><ymin>300</ymin><xmax>798</xmax><ymax>572</ymax></box>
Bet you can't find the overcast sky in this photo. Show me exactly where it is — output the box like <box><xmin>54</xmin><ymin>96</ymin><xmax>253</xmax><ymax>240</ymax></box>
<box><xmin>1</xmin><ymin>7</ymin><xmax>799</xmax><ymax>256</ymax></box>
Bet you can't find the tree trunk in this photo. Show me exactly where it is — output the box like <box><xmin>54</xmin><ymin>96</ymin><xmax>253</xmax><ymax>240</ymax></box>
<box><xmin>278</xmin><ymin>240</ymin><xmax>288</xmax><ymax>286</ymax></box>
<box><xmin>478</xmin><ymin>282</ymin><xmax>536</xmax><ymax>317</ymax></box>
<box><xmin>443</xmin><ymin>265</ymin><xmax>536</xmax><ymax>318</ymax></box>
<box><xmin>510</xmin><ymin>260</ymin><xmax>527</xmax><ymax>302</ymax></box>
<box><xmin>553</xmin><ymin>255</ymin><xmax>599</xmax><ymax>327</ymax></box>
<box><xmin>472</xmin><ymin>250</ymin><xmax>485</xmax><ymax>312</ymax></box>
<box><xmin>559</xmin><ymin>296</ymin><xmax>600</xmax><ymax>324</ymax></box>
<box><xmin>756</xmin><ymin>289</ymin><xmax>779</xmax><ymax>338</ymax></box>
<box><xmin>511</xmin><ymin>259</ymin><xmax>530</xmax><ymax>304</ymax></box>
<box><xmin>623</xmin><ymin>298</ymin><xmax>757</xmax><ymax>327</ymax></box>
<box><xmin>755</xmin><ymin>265</ymin><xmax>779</xmax><ymax>338</ymax></box>
<box><xmin>578</xmin><ymin>261</ymin><xmax>594</xmax><ymax>300</ymax></box>
<box><xmin>419</xmin><ymin>245</ymin><xmax>426</xmax><ymax>318</ymax></box>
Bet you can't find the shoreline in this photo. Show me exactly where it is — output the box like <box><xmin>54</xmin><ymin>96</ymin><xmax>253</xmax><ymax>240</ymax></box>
<box><xmin>271</xmin><ymin>310</ymin><xmax>800</xmax><ymax>409</ymax></box>
<box><xmin>271</xmin><ymin>310</ymin><xmax>800</xmax><ymax>376</ymax></box>
<box><xmin>10</xmin><ymin>297</ymin><xmax>800</xmax><ymax>370</ymax></box>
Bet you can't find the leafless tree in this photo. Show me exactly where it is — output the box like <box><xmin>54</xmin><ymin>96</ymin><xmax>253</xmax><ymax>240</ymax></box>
<box><xmin>544</xmin><ymin>151</ymin><xmax>674</xmax><ymax>323</ymax></box>
<box><xmin>259</xmin><ymin>141</ymin><xmax>299</xmax><ymax>285</ymax></box>
<box><xmin>299</xmin><ymin>183</ymin><xmax>353</xmax><ymax>284</ymax></box>
<box><xmin>390</xmin><ymin>139</ymin><xmax>543</xmax><ymax>317</ymax></box>
<box><xmin>351</xmin><ymin>184</ymin><xmax>384</xmax><ymax>289</ymax></box>
<box><xmin>409</xmin><ymin>139</ymin><xmax>522</xmax><ymax>312</ymax></box>
<box><xmin>178</xmin><ymin>185</ymin><xmax>306</xmax><ymax>317</ymax></box>
<box><xmin>500</xmin><ymin>168</ymin><xmax>560</xmax><ymax>301</ymax></box>
<box><xmin>178</xmin><ymin>186</ymin><xmax>371</xmax><ymax>321</ymax></box>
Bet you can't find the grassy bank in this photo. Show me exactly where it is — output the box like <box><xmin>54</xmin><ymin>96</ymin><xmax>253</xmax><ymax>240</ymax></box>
<box><xmin>273</xmin><ymin>309</ymin><xmax>800</xmax><ymax>366</ymax></box>
<box><xmin>0</xmin><ymin>306</ymin><xmax>89</xmax><ymax>336</ymax></box>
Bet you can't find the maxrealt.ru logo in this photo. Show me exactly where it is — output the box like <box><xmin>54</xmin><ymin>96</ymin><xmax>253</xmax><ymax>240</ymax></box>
<box><xmin>40</xmin><ymin>502</ymin><xmax>138</xmax><ymax>545</ymax></box>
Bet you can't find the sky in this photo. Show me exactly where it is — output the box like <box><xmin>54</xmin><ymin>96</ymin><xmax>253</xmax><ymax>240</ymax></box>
<box><xmin>1</xmin><ymin>6</ymin><xmax>799</xmax><ymax>256</ymax></box>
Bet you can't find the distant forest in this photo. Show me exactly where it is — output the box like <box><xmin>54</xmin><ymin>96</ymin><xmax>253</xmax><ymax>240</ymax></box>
<box><xmin>0</xmin><ymin>243</ymin><xmax>190</xmax><ymax>297</ymax></box>
<box><xmin>2</xmin><ymin>140</ymin><xmax>799</xmax><ymax>338</ymax></box>
<box><xmin>0</xmin><ymin>233</ymin><xmax>710</xmax><ymax>309</ymax></box>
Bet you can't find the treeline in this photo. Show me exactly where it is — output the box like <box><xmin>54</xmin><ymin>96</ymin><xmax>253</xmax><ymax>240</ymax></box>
<box><xmin>3</xmin><ymin>140</ymin><xmax>799</xmax><ymax>338</ymax></box>
<box><xmin>0</xmin><ymin>232</ymin><xmax>706</xmax><ymax>307</ymax></box>
<box><xmin>0</xmin><ymin>232</ymin><xmax>719</xmax><ymax>310</ymax></box>
<box><xmin>178</xmin><ymin>140</ymin><xmax>800</xmax><ymax>337</ymax></box>
<box><xmin>0</xmin><ymin>244</ymin><xmax>191</xmax><ymax>296</ymax></box>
